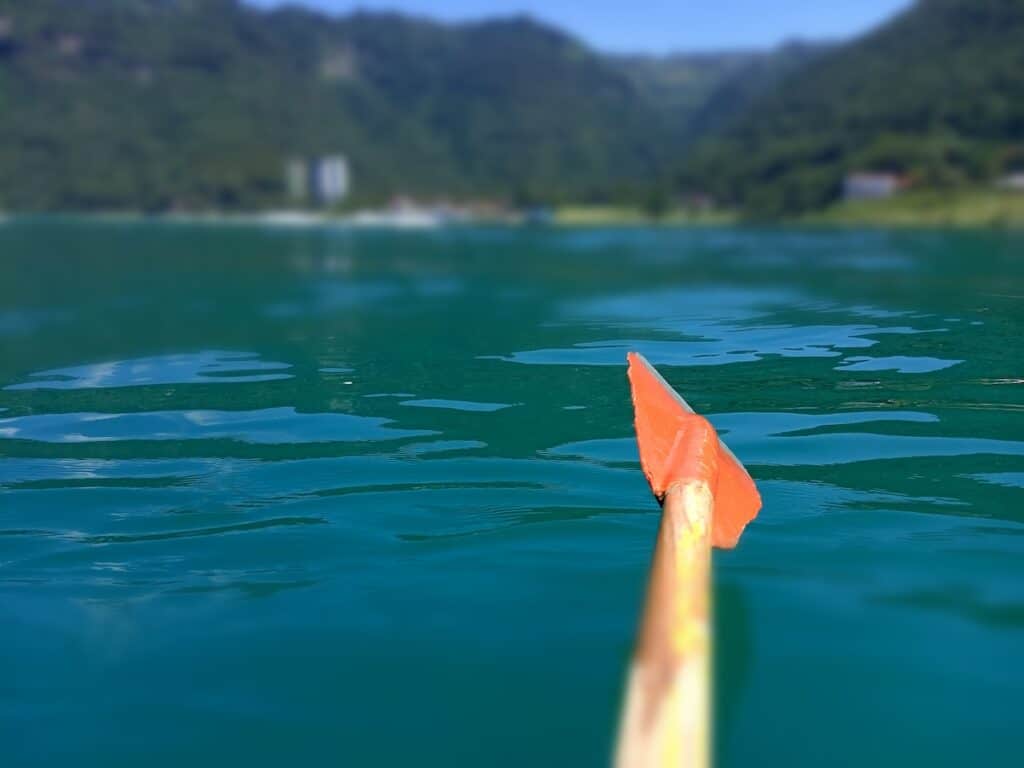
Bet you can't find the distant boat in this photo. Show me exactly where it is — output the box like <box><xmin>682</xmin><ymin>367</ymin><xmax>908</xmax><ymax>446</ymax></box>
<box><xmin>347</xmin><ymin>208</ymin><xmax>442</xmax><ymax>229</ymax></box>
<box><xmin>255</xmin><ymin>211</ymin><xmax>328</xmax><ymax>228</ymax></box>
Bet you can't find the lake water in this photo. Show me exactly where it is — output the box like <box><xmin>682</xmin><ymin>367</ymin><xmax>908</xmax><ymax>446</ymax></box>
<box><xmin>2</xmin><ymin>220</ymin><xmax>1022</xmax><ymax>767</ymax></box>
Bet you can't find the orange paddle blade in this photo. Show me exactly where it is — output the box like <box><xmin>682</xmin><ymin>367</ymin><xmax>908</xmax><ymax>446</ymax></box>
<box><xmin>626</xmin><ymin>352</ymin><xmax>761</xmax><ymax>549</ymax></box>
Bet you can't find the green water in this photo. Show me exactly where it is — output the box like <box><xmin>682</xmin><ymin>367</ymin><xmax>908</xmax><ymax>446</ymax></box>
<box><xmin>2</xmin><ymin>220</ymin><xmax>1022</xmax><ymax>767</ymax></box>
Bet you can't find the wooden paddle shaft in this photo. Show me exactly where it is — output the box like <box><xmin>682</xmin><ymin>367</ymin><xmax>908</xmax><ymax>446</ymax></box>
<box><xmin>615</xmin><ymin>479</ymin><xmax>712</xmax><ymax>768</ymax></box>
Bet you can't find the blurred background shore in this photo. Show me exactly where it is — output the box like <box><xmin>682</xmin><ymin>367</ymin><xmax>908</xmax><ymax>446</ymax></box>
<box><xmin>1</xmin><ymin>0</ymin><xmax>1023</xmax><ymax>228</ymax></box>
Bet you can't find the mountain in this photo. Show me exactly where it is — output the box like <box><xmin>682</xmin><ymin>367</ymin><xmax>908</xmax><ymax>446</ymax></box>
<box><xmin>678</xmin><ymin>42</ymin><xmax>830</xmax><ymax>144</ymax></box>
<box><xmin>611</xmin><ymin>52</ymin><xmax>759</xmax><ymax>133</ymax></box>
<box><xmin>681</xmin><ymin>0</ymin><xmax>1024</xmax><ymax>216</ymax></box>
<box><xmin>0</xmin><ymin>0</ymin><xmax>688</xmax><ymax>211</ymax></box>
<box><xmin>8</xmin><ymin>0</ymin><xmax>1013</xmax><ymax>217</ymax></box>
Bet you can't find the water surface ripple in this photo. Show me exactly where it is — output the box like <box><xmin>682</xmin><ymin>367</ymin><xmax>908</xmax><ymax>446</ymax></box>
<box><xmin>2</xmin><ymin>222</ymin><xmax>1022</xmax><ymax>767</ymax></box>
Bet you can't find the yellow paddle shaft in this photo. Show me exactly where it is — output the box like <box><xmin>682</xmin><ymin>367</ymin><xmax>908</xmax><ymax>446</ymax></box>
<box><xmin>615</xmin><ymin>479</ymin><xmax>712</xmax><ymax>768</ymax></box>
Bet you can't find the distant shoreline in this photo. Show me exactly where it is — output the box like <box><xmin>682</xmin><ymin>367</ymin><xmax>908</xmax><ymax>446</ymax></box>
<box><xmin>3</xmin><ymin>190</ymin><xmax>1024</xmax><ymax>231</ymax></box>
<box><xmin>804</xmin><ymin>188</ymin><xmax>1024</xmax><ymax>229</ymax></box>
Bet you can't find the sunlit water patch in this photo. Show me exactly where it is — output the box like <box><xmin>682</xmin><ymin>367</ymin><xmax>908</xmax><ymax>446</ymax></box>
<box><xmin>834</xmin><ymin>355</ymin><xmax>963</xmax><ymax>373</ymax></box>
<box><xmin>399</xmin><ymin>398</ymin><xmax>518</xmax><ymax>412</ymax></box>
<box><xmin>498</xmin><ymin>285</ymin><xmax>952</xmax><ymax>369</ymax></box>
<box><xmin>6</xmin><ymin>350</ymin><xmax>293</xmax><ymax>390</ymax></box>
<box><xmin>0</xmin><ymin>408</ymin><xmax>432</xmax><ymax>444</ymax></box>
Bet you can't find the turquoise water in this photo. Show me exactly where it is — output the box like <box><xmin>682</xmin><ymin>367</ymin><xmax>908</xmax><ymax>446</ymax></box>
<box><xmin>2</xmin><ymin>220</ymin><xmax>1023</xmax><ymax>766</ymax></box>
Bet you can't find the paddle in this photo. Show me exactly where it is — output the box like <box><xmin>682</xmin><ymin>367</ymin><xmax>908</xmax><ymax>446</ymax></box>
<box><xmin>615</xmin><ymin>352</ymin><xmax>762</xmax><ymax>768</ymax></box>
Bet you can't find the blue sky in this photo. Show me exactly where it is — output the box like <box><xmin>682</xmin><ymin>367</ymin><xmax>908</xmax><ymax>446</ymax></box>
<box><xmin>246</xmin><ymin>0</ymin><xmax>913</xmax><ymax>53</ymax></box>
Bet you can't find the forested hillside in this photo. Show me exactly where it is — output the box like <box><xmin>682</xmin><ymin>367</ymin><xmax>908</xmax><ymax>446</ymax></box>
<box><xmin>0</xmin><ymin>0</ymin><xmax>685</xmax><ymax>210</ymax></box>
<box><xmin>2</xmin><ymin>0</ymin><xmax>1021</xmax><ymax>216</ymax></box>
<box><xmin>681</xmin><ymin>0</ymin><xmax>1024</xmax><ymax>215</ymax></box>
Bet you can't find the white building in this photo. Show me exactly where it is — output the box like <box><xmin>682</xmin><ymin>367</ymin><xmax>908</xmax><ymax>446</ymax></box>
<box><xmin>284</xmin><ymin>154</ymin><xmax>350</xmax><ymax>207</ymax></box>
<box><xmin>313</xmin><ymin>155</ymin><xmax>349</xmax><ymax>205</ymax></box>
<box><xmin>285</xmin><ymin>158</ymin><xmax>309</xmax><ymax>202</ymax></box>
<box><xmin>996</xmin><ymin>173</ymin><xmax>1024</xmax><ymax>192</ymax></box>
<box><xmin>843</xmin><ymin>173</ymin><xmax>903</xmax><ymax>201</ymax></box>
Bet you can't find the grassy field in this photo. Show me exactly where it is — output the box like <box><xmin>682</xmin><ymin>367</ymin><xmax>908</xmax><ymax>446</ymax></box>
<box><xmin>555</xmin><ymin>191</ymin><xmax>1024</xmax><ymax>229</ymax></box>
<box><xmin>810</xmin><ymin>188</ymin><xmax>1024</xmax><ymax>228</ymax></box>
<box><xmin>554</xmin><ymin>205</ymin><xmax>738</xmax><ymax>226</ymax></box>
